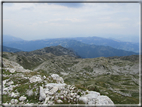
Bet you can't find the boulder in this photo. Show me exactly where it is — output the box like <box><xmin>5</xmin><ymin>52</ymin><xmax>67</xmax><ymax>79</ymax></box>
<box><xmin>48</xmin><ymin>86</ymin><xmax>58</xmax><ymax>95</ymax></box>
<box><xmin>57</xmin><ymin>99</ymin><xmax>63</xmax><ymax>103</ymax></box>
<box><xmin>11</xmin><ymin>92</ymin><xmax>19</xmax><ymax>98</ymax></box>
<box><xmin>79</xmin><ymin>96</ymin><xmax>88</xmax><ymax>104</ymax></box>
<box><xmin>26</xmin><ymin>90</ymin><xmax>33</xmax><ymax>96</ymax></box>
<box><xmin>79</xmin><ymin>91</ymin><xmax>114</xmax><ymax>105</ymax></box>
<box><xmin>19</xmin><ymin>96</ymin><xmax>27</xmax><ymax>101</ymax></box>
<box><xmin>9</xmin><ymin>68</ymin><xmax>15</xmax><ymax>73</ymax></box>
<box><xmin>51</xmin><ymin>74</ymin><xmax>64</xmax><ymax>83</ymax></box>
<box><xmin>11</xmin><ymin>99</ymin><xmax>18</xmax><ymax>104</ymax></box>
<box><xmin>39</xmin><ymin>86</ymin><xmax>46</xmax><ymax>101</ymax></box>
<box><xmin>96</xmin><ymin>96</ymin><xmax>114</xmax><ymax>106</ymax></box>
<box><xmin>29</xmin><ymin>75</ymin><xmax>42</xmax><ymax>83</ymax></box>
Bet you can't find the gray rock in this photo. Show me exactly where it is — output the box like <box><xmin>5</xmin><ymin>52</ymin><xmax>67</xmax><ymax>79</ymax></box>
<box><xmin>11</xmin><ymin>92</ymin><xmax>19</xmax><ymax>98</ymax></box>
<box><xmin>11</xmin><ymin>99</ymin><xmax>18</xmax><ymax>104</ymax></box>
<box><xmin>51</xmin><ymin>74</ymin><xmax>64</xmax><ymax>83</ymax></box>
<box><xmin>26</xmin><ymin>90</ymin><xmax>33</xmax><ymax>96</ymax></box>
<box><xmin>48</xmin><ymin>86</ymin><xmax>58</xmax><ymax>95</ymax></box>
<box><xmin>19</xmin><ymin>96</ymin><xmax>27</xmax><ymax>101</ymax></box>
<box><xmin>57</xmin><ymin>99</ymin><xmax>63</xmax><ymax>103</ymax></box>
<box><xmin>39</xmin><ymin>86</ymin><xmax>46</xmax><ymax>101</ymax></box>
<box><xmin>29</xmin><ymin>75</ymin><xmax>42</xmax><ymax>83</ymax></box>
<box><xmin>96</xmin><ymin>96</ymin><xmax>114</xmax><ymax>106</ymax></box>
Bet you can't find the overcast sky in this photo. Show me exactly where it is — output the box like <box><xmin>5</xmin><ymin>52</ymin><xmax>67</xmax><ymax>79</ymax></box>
<box><xmin>3</xmin><ymin>2</ymin><xmax>140</xmax><ymax>41</ymax></box>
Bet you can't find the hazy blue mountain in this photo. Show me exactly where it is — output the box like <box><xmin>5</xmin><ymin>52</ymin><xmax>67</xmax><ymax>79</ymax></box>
<box><xmin>3</xmin><ymin>39</ymin><xmax>138</xmax><ymax>58</ymax></box>
<box><xmin>3</xmin><ymin>46</ymin><xmax>21</xmax><ymax>52</ymax></box>
<box><xmin>3</xmin><ymin>35</ymin><xmax>24</xmax><ymax>42</ymax></box>
<box><xmin>72</xmin><ymin>36</ymin><xmax>139</xmax><ymax>53</ymax></box>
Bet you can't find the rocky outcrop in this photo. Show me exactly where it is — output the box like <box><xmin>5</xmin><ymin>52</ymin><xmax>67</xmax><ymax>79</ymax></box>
<box><xmin>1</xmin><ymin>57</ymin><xmax>115</xmax><ymax>106</ymax></box>
<box><xmin>51</xmin><ymin>74</ymin><xmax>64</xmax><ymax>83</ymax></box>
<box><xmin>38</xmin><ymin>74</ymin><xmax>114</xmax><ymax>106</ymax></box>
<box><xmin>29</xmin><ymin>75</ymin><xmax>42</xmax><ymax>83</ymax></box>
<box><xmin>79</xmin><ymin>91</ymin><xmax>114</xmax><ymax>105</ymax></box>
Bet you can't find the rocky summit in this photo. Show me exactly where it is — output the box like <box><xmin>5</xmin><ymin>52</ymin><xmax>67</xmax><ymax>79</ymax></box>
<box><xmin>1</xmin><ymin>57</ymin><xmax>114</xmax><ymax>106</ymax></box>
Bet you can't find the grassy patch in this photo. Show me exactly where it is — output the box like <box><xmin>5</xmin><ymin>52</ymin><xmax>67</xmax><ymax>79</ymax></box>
<box><xmin>2</xmin><ymin>94</ymin><xmax>12</xmax><ymax>103</ymax></box>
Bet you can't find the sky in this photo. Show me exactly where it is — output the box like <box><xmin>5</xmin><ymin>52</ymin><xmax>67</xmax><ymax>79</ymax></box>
<box><xmin>3</xmin><ymin>2</ymin><xmax>140</xmax><ymax>41</ymax></box>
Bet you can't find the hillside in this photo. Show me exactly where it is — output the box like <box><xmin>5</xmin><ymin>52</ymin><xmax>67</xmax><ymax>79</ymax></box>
<box><xmin>2</xmin><ymin>47</ymin><xmax>140</xmax><ymax>105</ymax></box>
<box><xmin>3</xmin><ymin>39</ymin><xmax>138</xmax><ymax>58</ymax></box>
<box><xmin>3</xmin><ymin>35</ymin><xmax>24</xmax><ymax>42</ymax></box>
<box><xmin>3</xmin><ymin>46</ymin><xmax>21</xmax><ymax>53</ymax></box>
<box><xmin>2</xmin><ymin>57</ymin><xmax>115</xmax><ymax>106</ymax></box>
<box><xmin>72</xmin><ymin>36</ymin><xmax>139</xmax><ymax>53</ymax></box>
<box><xmin>2</xmin><ymin>46</ymin><xmax>80</xmax><ymax>70</ymax></box>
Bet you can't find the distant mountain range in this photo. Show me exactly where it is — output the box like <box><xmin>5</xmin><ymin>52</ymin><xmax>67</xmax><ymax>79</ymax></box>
<box><xmin>72</xmin><ymin>36</ymin><xmax>139</xmax><ymax>53</ymax></box>
<box><xmin>3</xmin><ymin>35</ymin><xmax>139</xmax><ymax>58</ymax></box>
<box><xmin>3</xmin><ymin>46</ymin><xmax>21</xmax><ymax>53</ymax></box>
<box><xmin>3</xmin><ymin>35</ymin><xmax>24</xmax><ymax>42</ymax></box>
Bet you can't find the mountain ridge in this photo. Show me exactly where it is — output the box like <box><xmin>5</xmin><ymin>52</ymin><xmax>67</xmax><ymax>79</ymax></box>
<box><xmin>2</xmin><ymin>46</ymin><xmax>21</xmax><ymax>52</ymax></box>
<box><xmin>3</xmin><ymin>39</ymin><xmax>138</xmax><ymax>58</ymax></box>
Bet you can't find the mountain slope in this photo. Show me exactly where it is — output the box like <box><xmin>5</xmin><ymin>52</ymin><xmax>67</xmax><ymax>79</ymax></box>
<box><xmin>72</xmin><ymin>36</ymin><xmax>139</xmax><ymax>53</ymax></box>
<box><xmin>3</xmin><ymin>39</ymin><xmax>138</xmax><ymax>58</ymax></box>
<box><xmin>3</xmin><ymin>35</ymin><xmax>24</xmax><ymax>42</ymax></box>
<box><xmin>2</xmin><ymin>46</ymin><xmax>80</xmax><ymax>69</ymax></box>
<box><xmin>17</xmin><ymin>45</ymin><xmax>80</xmax><ymax>58</ymax></box>
<box><xmin>2</xmin><ymin>57</ymin><xmax>115</xmax><ymax>105</ymax></box>
<box><xmin>3</xmin><ymin>46</ymin><xmax>21</xmax><ymax>52</ymax></box>
<box><xmin>2</xmin><ymin>51</ymin><xmax>139</xmax><ymax>104</ymax></box>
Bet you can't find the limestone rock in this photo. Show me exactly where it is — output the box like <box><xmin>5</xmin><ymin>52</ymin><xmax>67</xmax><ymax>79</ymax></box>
<box><xmin>57</xmin><ymin>99</ymin><xmax>63</xmax><ymax>103</ymax></box>
<box><xmin>11</xmin><ymin>99</ymin><xmax>18</xmax><ymax>104</ymax></box>
<box><xmin>26</xmin><ymin>90</ymin><xmax>33</xmax><ymax>96</ymax></box>
<box><xmin>19</xmin><ymin>96</ymin><xmax>27</xmax><ymax>101</ymax></box>
<box><xmin>29</xmin><ymin>75</ymin><xmax>42</xmax><ymax>83</ymax></box>
<box><xmin>11</xmin><ymin>92</ymin><xmax>19</xmax><ymax>98</ymax></box>
<box><xmin>39</xmin><ymin>86</ymin><xmax>46</xmax><ymax>101</ymax></box>
<box><xmin>48</xmin><ymin>86</ymin><xmax>58</xmax><ymax>95</ymax></box>
<box><xmin>51</xmin><ymin>74</ymin><xmax>64</xmax><ymax>83</ymax></box>
<box><xmin>9</xmin><ymin>68</ymin><xmax>15</xmax><ymax>73</ymax></box>
<box><xmin>96</xmin><ymin>96</ymin><xmax>114</xmax><ymax>106</ymax></box>
<box><xmin>79</xmin><ymin>91</ymin><xmax>114</xmax><ymax>106</ymax></box>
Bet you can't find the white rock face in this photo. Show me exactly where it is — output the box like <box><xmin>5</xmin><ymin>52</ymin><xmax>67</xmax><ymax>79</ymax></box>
<box><xmin>48</xmin><ymin>86</ymin><xmax>58</xmax><ymax>95</ymax></box>
<box><xmin>79</xmin><ymin>96</ymin><xmax>88</xmax><ymax>104</ymax></box>
<box><xmin>11</xmin><ymin>92</ymin><xmax>19</xmax><ymax>98</ymax></box>
<box><xmin>51</xmin><ymin>74</ymin><xmax>64</xmax><ymax>83</ymax></box>
<box><xmin>96</xmin><ymin>96</ymin><xmax>114</xmax><ymax>106</ymax></box>
<box><xmin>11</xmin><ymin>99</ymin><xmax>18</xmax><ymax>104</ymax></box>
<box><xmin>29</xmin><ymin>75</ymin><xmax>42</xmax><ymax>83</ymax></box>
<box><xmin>2</xmin><ymin>58</ymin><xmax>31</xmax><ymax>73</ymax></box>
<box><xmin>9</xmin><ymin>68</ymin><xmax>15</xmax><ymax>73</ymax></box>
<box><xmin>57</xmin><ymin>99</ymin><xmax>63</xmax><ymax>103</ymax></box>
<box><xmin>79</xmin><ymin>91</ymin><xmax>114</xmax><ymax>106</ymax></box>
<box><xmin>26</xmin><ymin>90</ymin><xmax>33</xmax><ymax>96</ymax></box>
<box><xmin>19</xmin><ymin>96</ymin><xmax>27</xmax><ymax>101</ymax></box>
<box><xmin>45</xmin><ymin>83</ymin><xmax>66</xmax><ymax>90</ymax></box>
<box><xmin>39</xmin><ymin>86</ymin><xmax>46</xmax><ymax>101</ymax></box>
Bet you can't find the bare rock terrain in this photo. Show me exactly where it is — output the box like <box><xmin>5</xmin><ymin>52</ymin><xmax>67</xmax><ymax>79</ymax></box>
<box><xmin>1</xmin><ymin>57</ymin><xmax>115</xmax><ymax>106</ymax></box>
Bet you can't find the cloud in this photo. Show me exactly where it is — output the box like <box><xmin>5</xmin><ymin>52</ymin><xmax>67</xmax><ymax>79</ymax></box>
<box><xmin>48</xmin><ymin>3</ymin><xmax>84</xmax><ymax>8</ymax></box>
<box><xmin>3</xmin><ymin>3</ymin><xmax>140</xmax><ymax>40</ymax></box>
